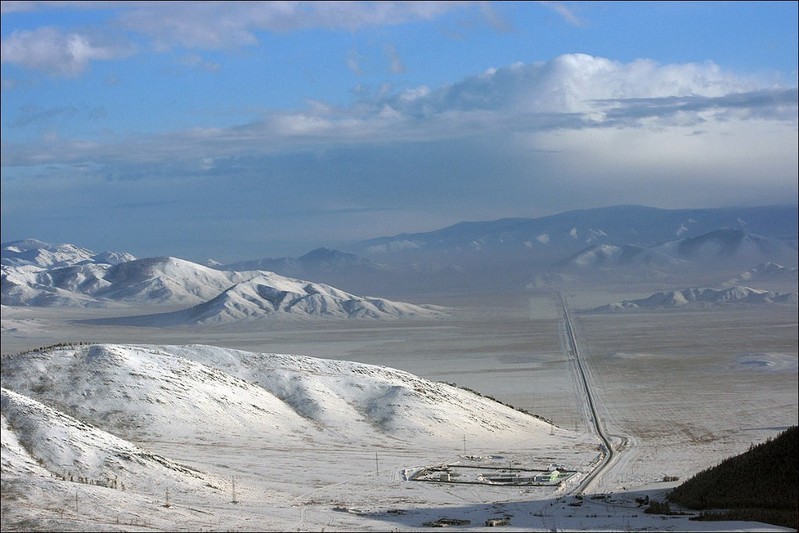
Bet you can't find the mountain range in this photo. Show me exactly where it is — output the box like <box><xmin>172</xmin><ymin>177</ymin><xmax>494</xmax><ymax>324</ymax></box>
<box><xmin>2</xmin><ymin>204</ymin><xmax>796</xmax><ymax>312</ymax></box>
<box><xmin>223</xmin><ymin>204</ymin><xmax>799</xmax><ymax>293</ymax></box>
<box><xmin>351</xmin><ymin>204</ymin><xmax>798</xmax><ymax>259</ymax></box>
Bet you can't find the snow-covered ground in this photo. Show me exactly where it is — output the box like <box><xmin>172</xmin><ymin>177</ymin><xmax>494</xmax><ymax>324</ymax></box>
<box><xmin>1</xmin><ymin>287</ymin><xmax>796</xmax><ymax>531</ymax></box>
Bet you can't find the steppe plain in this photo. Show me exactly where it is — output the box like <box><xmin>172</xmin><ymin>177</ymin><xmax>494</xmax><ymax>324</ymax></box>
<box><xmin>2</xmin><ymin>275</ymin><xmax>796</xmax><ymax>531</ymax></box>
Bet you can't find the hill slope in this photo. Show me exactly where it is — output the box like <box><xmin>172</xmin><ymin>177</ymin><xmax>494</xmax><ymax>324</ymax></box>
<box><xmin>0</xmin><ymin>344</ymin><xmax>547</xmax><ymax>444</ymax></box>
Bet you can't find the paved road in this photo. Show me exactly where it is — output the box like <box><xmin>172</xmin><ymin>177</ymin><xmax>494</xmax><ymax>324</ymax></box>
<box><xmin>556</xmin><ymin>291</ymin><xmax>616</xmax><ymax>495</ymax></box>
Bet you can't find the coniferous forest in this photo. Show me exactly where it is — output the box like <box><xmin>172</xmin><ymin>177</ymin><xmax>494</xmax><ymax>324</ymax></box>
<box><xmin>667</xmin><ymin>426</ymin><xmax>798</xmax><ymax>529</ymax></box>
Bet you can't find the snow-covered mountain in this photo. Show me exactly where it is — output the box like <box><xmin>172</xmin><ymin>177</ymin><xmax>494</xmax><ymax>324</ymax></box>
<box><xmin>2</xmin><ymin>250</ymin><xmax>444</xmax><ymax>322</ymax></box>
<box><xmin>1</xmin><ymin>238</ymin><xmax>135</xmax><ymax>268</ymax></box>
<box><xmin>90</xmin><ymin>273</ymin><xmax>448</xmax><ymax>326</ymax></box>
<box><xmin>589</xmin><ymin>286</ymin><xmax>798</xmax><ymax>312</ymax></box>
<box><xmin>1</xmin><ymin>256</ymin><xmax>249</xmax><ymax>307</ymax></box>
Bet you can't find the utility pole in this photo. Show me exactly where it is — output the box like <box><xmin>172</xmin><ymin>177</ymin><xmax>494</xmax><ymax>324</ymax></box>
<box><xmin>463</xmin><ymin>434</ymin><xmax>466</xmax><ymax>453</ymax></box>
<box><xmin>375</xmin><ymin>452</ymin><xmax>379</xmax><ymax>475</ymax></box>
<box><xmin>232</xmin><ymin>476</ymin><xmax>237</xmax><ymax>504</ymax></box>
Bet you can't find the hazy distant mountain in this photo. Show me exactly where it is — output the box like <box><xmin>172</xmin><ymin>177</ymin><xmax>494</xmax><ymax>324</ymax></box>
<box><xmin>5</xmin><ymin>205</ymin><xmax>796</xmax><ymax>303</ymax></box>
<box><xmin>93</xmin><ymin>273</ymin><xmax>448</xmax><ymax>326</ymax></box>
<box><xmin>352</xmin><ymin>205</ymin><xmax>798</xmax><ymax>261</ymax></box>
<box><xmin>557</xmin><ymin>229</ymin><xmax>795</xmax><ymax>272</ymax></box>
<box><xmin>589</xmin><ymin>286</ymin><xmax>798</xmax><ymax>312</ymax></box>
<box><xmin>1</xmin><ymin>238</ymin><xmax>135</xmax><ymax>268</ymax></box>
<box><xmin>723</xmin><ymin>262</ymin><xmax>799</xmax><ymax>287</ymax></box>
<box><xmin>219</xmin><ymin>247</ymin><xmax>398</xmax><ymax>282</ymax></box>
<box><xmin>556</xmin><ymin>243</ymin><xmax>686</xmax><ymax>270</ymax></box>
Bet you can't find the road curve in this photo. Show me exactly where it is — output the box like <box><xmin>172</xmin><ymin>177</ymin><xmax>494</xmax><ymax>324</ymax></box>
<box><xmin>557</xmin><ymin>291</ymin><xmax>615</xmax><ymax>495</ymax></box>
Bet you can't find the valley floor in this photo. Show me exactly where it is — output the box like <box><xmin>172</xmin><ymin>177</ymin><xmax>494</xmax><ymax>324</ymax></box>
<box><xmin>2</xmin><ymin>287</ymin><xmax>797</xmax><ymax>531</ymax></box>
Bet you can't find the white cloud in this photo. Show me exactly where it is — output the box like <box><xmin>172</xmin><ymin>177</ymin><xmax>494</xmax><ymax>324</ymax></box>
<box><xmin>0</xmin><ymin>27</ymin><xmax>133</xmax><ymax>77</ymax></box>
<box><xmin>3</xmin><ymin>54</ymin><xmax>796</xmax><ymax>222</ymax></box>
<box><xmin>179</xmin><ymin>53</ymin><xmax>220</xmax><ymax>72</ymax></box>
<box><xmin>538</xmin><ymin>1</ymin><xmax>584</xmax><ymax>26</ymax></box>
<box><xmin>384</xmin><ymin>44</ymin><xmax>405</xmax><ymax>74</ymax></box>
<box><xmin>118</xmin><ymin>1</ymin><xmax>461</xmax><ymax>50</ymax></box>
<box><xmin>347</xmin><ymin>49</ymin><xmax>363</xmax><ymax>76</ymax></box>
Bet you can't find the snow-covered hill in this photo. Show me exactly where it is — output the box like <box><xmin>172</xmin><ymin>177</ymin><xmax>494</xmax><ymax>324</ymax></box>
<box><xmin>92</xmin><ymin>273</ymin><xmax>448</xmax><ymax>326</ymax></box>
<box><xmin>1</xmin><ymin>388</ymin><xmax>223</xmax><ymax>493</ymax></box>
<box><xmin>1</xmin><ymin>343</ymin><xmax>589</xmax><ymax>531</ymax></box>
<box><xmin>1</xmin><ymin>343</ymin><xmax>554</xmax><ymax>450</ymax></box>
<box><xmin>589</xmin><ymin>286</ymin><xmax>798</xmax><ymax>312</ymax></box>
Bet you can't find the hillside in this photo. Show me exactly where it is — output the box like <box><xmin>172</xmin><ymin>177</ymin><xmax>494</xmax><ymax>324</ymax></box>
<box><xmin>0</xmin><ymin>344</ymin><xmax>545</xmax><ymax>443</ymax></box>
<box><xmin>667</xmin><ymin>426</ymin><xmax>798</xmax><ymax>529</ymax></box>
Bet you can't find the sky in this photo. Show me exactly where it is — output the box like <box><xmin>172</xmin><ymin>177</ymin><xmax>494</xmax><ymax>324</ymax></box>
<box><xmin>1</xmin><ymin>1</ymin><xmax>797</xmax><ymax>262</ymax></box>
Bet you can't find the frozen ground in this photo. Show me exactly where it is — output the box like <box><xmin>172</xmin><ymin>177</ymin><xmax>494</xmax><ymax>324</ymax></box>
<box><xmin>1</xmin><ymin>285</ymin><xmax>797</xmax><ymax>531</ymax></box>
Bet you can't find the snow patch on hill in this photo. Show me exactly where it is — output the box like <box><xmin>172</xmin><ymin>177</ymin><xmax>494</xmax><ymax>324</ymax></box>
<box><xmin>589</xmin><ymin>286</ymin><xmax>798</xmax><ymax>312</ymax></box>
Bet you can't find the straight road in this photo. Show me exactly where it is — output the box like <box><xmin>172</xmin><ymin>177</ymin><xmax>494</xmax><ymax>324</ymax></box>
<box><xmin>556</xmin><ymin>291</ymin><xmax>617</xmax><ymax>495</ymax></box>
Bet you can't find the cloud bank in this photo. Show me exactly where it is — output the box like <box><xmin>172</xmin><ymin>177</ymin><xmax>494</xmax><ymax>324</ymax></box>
<box><xmin>2</xmin><ymin>48</ymin><xmax>797</xmax><ymax>259</ymax></box>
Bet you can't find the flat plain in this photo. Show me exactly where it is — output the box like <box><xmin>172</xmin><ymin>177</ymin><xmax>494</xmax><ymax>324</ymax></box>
<box><xmin>2</xmin><ymin>283</ymin><xmax>797</xmax><ymax>531</ymax></box>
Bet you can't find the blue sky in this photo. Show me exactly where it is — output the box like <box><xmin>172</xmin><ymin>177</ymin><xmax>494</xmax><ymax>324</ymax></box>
<box><xmin>2</xmin><ymin>1</ymin><xmax>797</xmax><ymax>262</ymax></box>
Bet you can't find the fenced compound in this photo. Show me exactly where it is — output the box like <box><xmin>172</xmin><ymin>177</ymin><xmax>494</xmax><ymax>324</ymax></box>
<box><xmin>409</xmin><ymin>460</ymin><xmax>577</xmax><ymax>487</ymax></box>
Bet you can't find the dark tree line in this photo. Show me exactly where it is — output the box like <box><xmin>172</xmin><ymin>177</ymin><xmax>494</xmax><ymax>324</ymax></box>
<box><xmin>667</xmin><ymin>426</ymin><xmax>798</xmax><ymax>529</ymax></box>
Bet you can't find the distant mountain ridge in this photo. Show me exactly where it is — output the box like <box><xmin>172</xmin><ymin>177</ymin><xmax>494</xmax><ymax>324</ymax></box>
<box><xmin>202</xmin><ymin>205</ymin><xmax>797</xmax><ymax>294</ymax></box>
<box><xmin>351</xmin><ymin>205</ymin><xmax>798</xmax><ymax>259</ymax></box>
